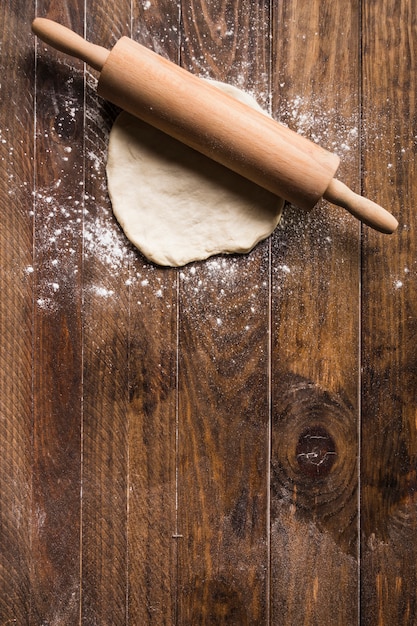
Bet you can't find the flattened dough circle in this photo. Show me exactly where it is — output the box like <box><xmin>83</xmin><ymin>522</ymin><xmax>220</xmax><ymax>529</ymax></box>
<box><xmin>106</xmin><ymin>81</ymin><xmax>284</xmax><ymax>267</ymax></box>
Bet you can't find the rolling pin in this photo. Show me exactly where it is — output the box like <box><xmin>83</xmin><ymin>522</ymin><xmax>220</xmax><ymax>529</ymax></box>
<box><xmin>32</xmin><ymin>18</ymin><xmax>398</xmax><ymax>234</ymax></box>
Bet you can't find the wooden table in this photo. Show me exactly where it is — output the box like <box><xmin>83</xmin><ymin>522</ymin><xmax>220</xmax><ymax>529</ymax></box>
<box><xmin>1</xmin><ymin>0</ymin><xmax>416</xmax><ymax>623</ymax></box>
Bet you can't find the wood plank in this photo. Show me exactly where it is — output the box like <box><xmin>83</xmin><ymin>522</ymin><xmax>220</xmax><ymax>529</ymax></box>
<box><xmin>127</xmin><ymin>2</ymin><xmax>180</xmax><ymax>623</ymax></box>
<box><xmin>81</xmin><ymin>1</ymin><xmax>131</xmax><ymax>622</ymax></box>
<box><xmin>0</xmin><ymin>1</ymin><xmax>34</xmax><ymax>621</ymax></box>
<box><xmin>31</xmin><ymin>1</ymin><xmax>84</xmax><ymax>621</ymax></box>
<box><xmin>270</xmin><ymin>1</ymin><xmax>361</xmax><ymax>622</ymax></box>
<box><xmin>177</xmin><ymin>1</ymin><xmax>272</xmax><ymax>622</ymax></box>
<box><xmin>361</xmin><ymin>0</ymin><xmax>417</xmax><ymax>623</ymax></box>
<box><xmin>127</xmin><ymin>261</ymin><xmax>178</xmax><ymax>625</ymax></box>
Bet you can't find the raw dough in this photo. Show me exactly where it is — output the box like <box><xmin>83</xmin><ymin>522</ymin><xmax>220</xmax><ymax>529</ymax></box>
<box><xmin>106</xmin><ymin>81</ymin><xmax>284</xmax><ymax>267</ymax></box>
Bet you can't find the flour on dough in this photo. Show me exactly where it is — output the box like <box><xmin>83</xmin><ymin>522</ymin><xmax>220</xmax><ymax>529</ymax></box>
<box><xmin>106</xmin><ymin>81</ymin><xmax>284</xmax><ymax>267</ymax></box>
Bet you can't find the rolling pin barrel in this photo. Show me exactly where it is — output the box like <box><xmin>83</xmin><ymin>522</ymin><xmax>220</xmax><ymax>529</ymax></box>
<box><xmin>31</xmin><ymin>18</ymin><xmax>398</xmax><ymax>234</ymax></box>
<box><xmin>97</xmin><ymin>36</ymin><xmax>339</xmax><ymax>211</ymax></box>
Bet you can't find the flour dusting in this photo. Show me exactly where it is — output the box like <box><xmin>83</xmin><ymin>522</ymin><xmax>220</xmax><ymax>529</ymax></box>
<box><xmin>279</xmin><ymin>93</ymin><xmax>360</xmax><ymax>164</ymax></box>
<box><xmin>24</xmin><ymin>56</ymin><xmax>406</xmax><ymax>312</ymax></box>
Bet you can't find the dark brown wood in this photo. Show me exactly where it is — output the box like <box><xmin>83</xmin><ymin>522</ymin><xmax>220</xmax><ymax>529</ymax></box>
<box><xmin>80</xmin><ymin>1</ymin><xmax>131</xmax><ymax>623</ymax></box>
<box><xmin>1</xmin><ymin>0</ymin><xmax>416</xmax><ymax>623</ymax></box>
<box><xmin>127</xmin><ymin>2</ymin><xmax>180</xmax><ymax>623</ymax></box>
<box><xmin>0</xmin><ymin>2</ymin><xmax>34</xmax><ymax>623</ymax></box>
<box><xmin>361</xmin><ymin>0</ymin><xmax>417</xmax><ymax>624</ymax></box>
<box><xmin>177</xmin><ymin>2</ymin><xmax>272</xmax><ymax>623</ymax></box>
<box><xmin>30</xmin><ymin>1</ymin><xmax>84</xmax><ymax>621</ymax></box>
<box><xmin>270</xmin><ymin>0</ymin><xmax>360</xmax><ymax>622</ymax></box>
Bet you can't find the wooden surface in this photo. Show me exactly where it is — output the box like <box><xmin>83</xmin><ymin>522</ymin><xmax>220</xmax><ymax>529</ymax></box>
<box><xmin>0</xmin><ymin>0</ymin><xmax>415</xmax><ymax>624</ymax></box>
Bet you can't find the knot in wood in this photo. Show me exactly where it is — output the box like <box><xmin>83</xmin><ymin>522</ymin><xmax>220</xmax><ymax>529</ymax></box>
<box><xmin>296</xmin><ymin>425</ymin><xmax>337</xmax><ymax>478</ymax></box>
<box><xmin>270</xmin><ymin>373</ymin><xmax>358</xmax><ymax>553</ymax></box>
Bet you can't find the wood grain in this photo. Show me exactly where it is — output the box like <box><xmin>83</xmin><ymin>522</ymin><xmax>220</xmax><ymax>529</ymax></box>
<box><xmin>81</xmin><ymin>1</ymin><xmax>131</xmax><ymax>623</ymax></box>
<box><xmin>30</xmin><ymin>1</ymin><xmax>84</xmax><ymax>621</ymax></box>
<box><xmin>127</xmin><ymin>2</ymin><xmax>180</xmax><ymax>623</ymax></box>
<box><xmin>270</xmin><ymin>0</ymin><xmax>360</xmax><ymax>622</ymax></box>
<box><xmin>0</xmin><ymin>1</ymin><xmax>34</xmax><ymax>622</ymax></box>
<box><xmin>178</xmin><ymin>1</ymin><xmax>272</xmax><ymax>623</ymax></box>
<box><xmin>361</xmin><ymin>0</ymin><xmax>417</xmax><ymax>623</ymax></box>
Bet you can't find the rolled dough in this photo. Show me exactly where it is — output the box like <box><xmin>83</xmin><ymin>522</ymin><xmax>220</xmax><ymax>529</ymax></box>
<box><xmin>106</xmin><ymin>81</ymin><xmax>284</xmax><ymax>267</ymax></box>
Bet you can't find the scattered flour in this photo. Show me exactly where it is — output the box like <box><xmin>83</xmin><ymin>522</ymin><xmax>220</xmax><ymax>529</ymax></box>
<box><xmin>279</xmin><ymin>93</ymin><xmax>360</xmax><ymax>163</ymax></box>
<box><xmin>2</xmin><ymin>46</ymin><xmax>404</xmax><ymax>310</ymax></box>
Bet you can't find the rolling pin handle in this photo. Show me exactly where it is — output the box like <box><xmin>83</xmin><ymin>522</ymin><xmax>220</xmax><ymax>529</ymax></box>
<box><xmin>32</xmin><ymin>17</ymin><xmax>109</xmax><ymax>72</ymax></box>
<box><xmin>324</xmin><ymin>178</ymin><xmax>398</xmax><ymax>234</ymax></box>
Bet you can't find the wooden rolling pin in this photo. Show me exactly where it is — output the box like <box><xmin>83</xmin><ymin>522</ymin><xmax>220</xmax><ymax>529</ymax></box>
<box><xmin>32</xmin><ymin>18</ymin><xmax>398</xmax><ymax>234</ymax></box>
